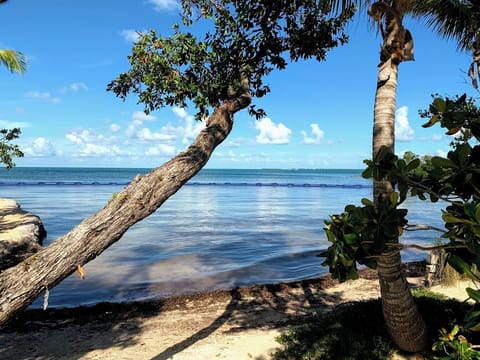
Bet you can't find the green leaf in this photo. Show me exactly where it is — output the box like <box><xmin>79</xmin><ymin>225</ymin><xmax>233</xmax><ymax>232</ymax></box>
<box><xmin>448</xmin><ymin>253</ymin><xmax>473</xmax><ymax>275</ymax></box>
<box><xmin>465</xmin><ymin>310</ymin><xmax>480</xmax><ymax>323</ymax></box>
<box><xmin>447</xmin><ymin>254</ymin><xmax>480</xmax><ymax>281</ymax></box>
<box><xmin>361</xmin><ymin>198</ymin><xmax>374</xmax><ymax>207</ymax></box>
<box><xmin>465</xmin><ymin>203</ymin><xmax>476</xmax><ymax>219</ymax></box>
<box><xmin>432</xmin><ymin>97</ymin><xmax>446</xmax><ymax>113</ymax></box>
<box><xmin>404</xmin><ymin>158</ymin><xmax>420</xmax><ymax>172</ymax></box>
<box><xmin>442</xmin><ymin>213</ymin><xmax>474</xmax><ymax>224</ymax></box>
<box><xmin>344</xmin><ymin>233</ymin><xmax>358</xmax><ymax>245</ymax></box>
<box><xmin>362</xmin><ymin>166</ymin><xmax>373</xmax><ymax>179</ymax></box>
<box><xmin>451</xmin><ymin>324</ymin><xmax>460</xmax><ymax>337</ymax></box>
<box><xmin>390</xmin><ymin>191</ymin><xmax>399</xmax><ymax>206</ymax></box>
<box><xmin>466</xmin><ymin>287</ymin><xmax>480</xmax><ymax>303</ymax></box>
<box><xmin>431</xmin><ymin>156</ymin><xmax>456</xmax><ymax>168</ymax></box>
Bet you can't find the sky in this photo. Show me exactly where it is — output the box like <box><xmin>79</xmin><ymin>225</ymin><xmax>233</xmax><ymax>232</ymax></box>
<box><xmin>0</xmin><ymin>0</ymin><xmax>477</xmax><ymax>169</ymax></box>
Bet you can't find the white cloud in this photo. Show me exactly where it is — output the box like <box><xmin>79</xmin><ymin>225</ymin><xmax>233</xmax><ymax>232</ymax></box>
<box><xmin>145</xmin><ymin>144</ymin><xmax>176</xmax><ymax>156</ymax></box>
<box><xmin>395</xmin><ymin>106</ymin><xmax>414</xmax><ymax>141</ymax></box>
<box><xmin>110</xmin><ymin>123</ymin><xmax>121</xmax><ymax>133</ymax></box>
<box><xmin>146</xmin><ymin>0</ymin><xmax>179</xmax><ymax>11</ymax></box>
<box><xmin>69</xmin><ymin>82</ymin><xmax>88</xmax><ymax>92</ymax></box>
<box><xmin>172</xmin><ymin>107</ymin><xmax>205</xmax><ymax>144</ymax></box>
<box><xmin>65</xmin><ymin>128</ymin><xmax>98</xmax><ymax>144</ymax></box>
<box><xmin>0</xmin><ymin>120</ymin><xmax>31</xmax><ymax>128</ymax></box>
<box><xmin>120</xmin><ymin>29</ymin><xmax>144</xmax><ymax>43</ymax></box>
<box><xmin>301</xmin><ymin>123</ymin><xmax>325</xmax><ymax>144</ymax></box>
<box><xmin>76</xmin><ymin>143</ymin><xmax>123</xmax><ymax>157</ymax></box>
<box><xmin>25</xmin><ymin>91</ymin><xmax>61</xmax><ymax>104</ymax></box>
<box><xmin>125</xmin><ymin>111</ymin><xmax>177</xmax><ymax>142</ymax></box>
<box><xmin>23</xmin><ymin>137</ymin><xmax>58</xmax><ymax>157</ymax></box>
<box><xmin>255</xmin><ymin>118</ymin><xmax>291</xmax><ymax>144</ymax></box>
<box><xmin>432</xmin><ymin>134</ymin><xmax>443</xmax><ymax>141</ymax></box>
<box><xmin>137</xmin><ymin>128</ymin><xmax>176</xmax><ymax>141</ymax></box>
<box><xmin>133</xmin><ymin>111</ymin><xmax>156</xmax><ymax>123</ymax></box>
<box><xmin>435</xmin><ymin>149</ymin><xmax>448</xmax><ymax>157</ymax></box>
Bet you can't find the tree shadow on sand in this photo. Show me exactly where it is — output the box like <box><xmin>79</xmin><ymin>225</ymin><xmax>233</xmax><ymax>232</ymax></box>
<box><xmin>0</xmin><ymin>273</ymin><xmax>354</xmax><ymax>360</ymax></box>
<box><xmin>0</xmin><ymin>261</ymin><xmax>424</xmax><ymax>359</ymax></box>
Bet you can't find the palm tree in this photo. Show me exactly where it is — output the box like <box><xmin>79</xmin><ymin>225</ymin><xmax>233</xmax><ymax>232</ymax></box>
<box><xmin>367</xmin><ymin>1</ymin><xmax>428</xmax><ymax>352</ymax></box>
<box><xmin>328</xmin><ymin>0</ymin><xmax>428</xmax><ymax>352</ymax></box>
<box><xmin>410</xmin><ymin>0</ymin><xmax>479</xmax><ymax>89</ymax></box>
<box><xmin>0</xmin><ymin>49</ymin><xmax>27</xmax><ymax>75</ymax></box>
<box><xmin>0</xmin><ymin>1</ymin><xmax>27</xmax><ymax>75</ymax></box>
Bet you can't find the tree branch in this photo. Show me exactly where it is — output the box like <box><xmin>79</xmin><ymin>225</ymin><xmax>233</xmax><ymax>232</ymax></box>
<box><xmin>404</xmin><ymin>224</ymin><xmax>446</xmax><ymax>234</ymax></box>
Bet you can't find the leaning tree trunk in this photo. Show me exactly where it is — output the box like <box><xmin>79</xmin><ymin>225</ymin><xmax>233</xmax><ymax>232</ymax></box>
<box><xmin>0</xmin><ymin>91</ymin><xmax>251</xmax><ymax>326</ymax></box>
<box><xmin>369</xmin><ymin>1</ymin><xmax>428</xmax><ymax>353</ymax></box>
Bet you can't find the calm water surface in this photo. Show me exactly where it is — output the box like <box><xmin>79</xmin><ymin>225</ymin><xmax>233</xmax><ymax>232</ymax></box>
<box><xmin>0</xmin><ymin>168</ymin><xmax>444</xmax><ymax>308</ymax></box>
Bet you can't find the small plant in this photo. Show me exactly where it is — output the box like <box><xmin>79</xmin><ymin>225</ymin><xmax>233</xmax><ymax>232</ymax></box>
<box><xmin>432</xmin><ymin>325</ymin><xmax>480</xmax><ymax>359</ymax></box>
<box><xmin>109</xmin><ymin>192</ymin><xmax>127</xmax><ymax>204</ymax></box>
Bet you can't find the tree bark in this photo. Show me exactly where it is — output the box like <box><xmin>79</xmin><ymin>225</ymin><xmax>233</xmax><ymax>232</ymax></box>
<box><xmin>0</xmin><ymin>92</ymin><xmax>251</xmax><ymax>326</ymax></box>
<box><xmin>370</xmin><ymin>1</ymin><xmax>427</xmax><ymax>352</ymax></box>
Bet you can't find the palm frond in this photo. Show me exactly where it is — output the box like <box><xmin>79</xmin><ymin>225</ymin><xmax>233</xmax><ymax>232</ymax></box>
<box><xmin>0</xmin><ymin>50</ymin><xmax>27</xmax><ymax>74</ymax></box>
<box><xmin>409</xmin><ymin>0</ymin><xmax>479</xmax><ymax>51</ymax></box>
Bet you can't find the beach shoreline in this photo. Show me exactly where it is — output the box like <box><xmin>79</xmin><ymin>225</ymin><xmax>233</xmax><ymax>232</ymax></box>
<box><xmin>0</xmin><ymin>262</ymin><xmax>437</xmax><ymax>360</ymax></box>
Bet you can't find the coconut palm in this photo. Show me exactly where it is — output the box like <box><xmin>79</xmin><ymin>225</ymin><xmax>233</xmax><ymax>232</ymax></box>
<box><xmin>366</xmin><ymin>0</ymin><xmax>428</xmax><ymax>352</ymax></box>
<box><xmin>326</xmin><ymin>0</ymin><xmax>428</xmax><ymax>352</ymax></box>
<box><xmin>0</xmin><ymin>49</ymin><xmax>27</xmax><ymax>75</ymax></box>
<box><xmin>0</xmin><ymin>1</ymin><xmax>27</xmax><ymax>75</ymax></box>
<box><xmin>410</xmin><ymin>0</ymin><xmax>479</xmax><ymax>89</ymax></box>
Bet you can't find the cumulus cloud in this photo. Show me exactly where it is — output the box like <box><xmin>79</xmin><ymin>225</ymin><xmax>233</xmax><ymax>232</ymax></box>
<box><xmin>69</xmin><ymin>82</ymin><xmax>88</xmax><ymax>92</ymax></box>
<box><xmin>25</xmin><ymin>91</ymin><xmax>60</xmax><ymax>104</ymax></box>
<box><xmin>301</xmin><ymin>123</ymin><xmax>325</xmax><ymax>144</ymax></box>
<box><xmin>133</xmin><ymin>111</ymin><xmax>156</xmax><ymax>123</ymax></box>
<box><xmin>65</xmin><ymin>128</ymin><xmax>99</xmax><ymax>145</ymax></box>
<box><xmin>23</xmin><ymin>137</ymin><xmax>58</xmax><ymax>157</ymax></box>
<box><xmin>125</xmin><ymin>111</ymin><xmax>177</xmax><ymax>142</ymax></box>
<box><xmin>172</xmin><ymin>107</ymin><xmax>205</xmax><ymax>144</ymax></box>
<box><xmin>137</xmin><ymin>128</ymin><xmax>176</xmax><ymax>141</ymax></box>
<box><xmin>0</xmin><ymin>119</ymin><xmax>31</xmax><ymax>128</ymax></box>
<box><xmin>255</xmin><ymin>118</ymin><xmax>291</xmax><ymax>144</ymax></box>
<box><xmin>120</xmin><ymin>29</ymin><xmax>144</xmax><ymax>42</ymax></box>
<box><xmin>145</xmin><ymin>144</ymin><xmax>176</xmax><ymax>156</ymax></box>
<box><xmin>75</xmin><ymin>143</ymin><xmax>123</xmax><ymax>157</ymax></box>
<box><xmin>146</xmin><ymin>0</ymin><xmax>179</xmax><ymax>11</ymax></box>
<box><xmin>395</xmin><ymin>106</ymin><xmax>414</xmax><ymax>141</ymax></box>
<box><xmin>110</xmin><ymin>123</ymin><xmax>121</xmax><ymax>133</ymax></box>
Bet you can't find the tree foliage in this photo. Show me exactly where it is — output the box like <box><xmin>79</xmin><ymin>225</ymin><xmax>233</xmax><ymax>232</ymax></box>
<box><xmin>107</xmin><ymin>0</ymin><xmax>355</xmax><ymax>119</ymax></box>
<box><xmin>0</xmin><ymin>128</ymin><xmax>23</xmax><ymax>170</ymax></box>
<box><xmin>322</xmin><ymin>93</ymin><xmax>480</xmax><ymax>333</ymax></box>
<box><xmin>409</xmin><ymin>0</ymin><xmax>480</xmax><ymax>89</ymax></box>
<box><xmin>0</xmin><ymin>2</ymin><xmax>26</xmax><ymax>169</ymax></box>
<box><xmin>0</xmin><ymin>49</ymin><xmax>27</xmax><ymax>75</ymax></box>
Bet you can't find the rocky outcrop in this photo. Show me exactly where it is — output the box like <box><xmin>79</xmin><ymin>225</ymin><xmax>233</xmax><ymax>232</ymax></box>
<box><xmin>0</xmin><ymin>198</ymin><xmax>46</xmax><ymax>271</ymax></box>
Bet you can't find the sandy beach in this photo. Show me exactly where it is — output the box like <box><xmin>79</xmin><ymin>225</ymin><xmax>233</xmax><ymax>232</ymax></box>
<box><xmin>0</xmin><ymin>264</ymin><xmax>471</xmax><ymax>360</ymax></box>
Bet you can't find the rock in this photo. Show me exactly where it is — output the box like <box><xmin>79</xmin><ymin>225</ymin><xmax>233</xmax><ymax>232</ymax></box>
<box><xmin>0</xmin><ymin>198</ymin><xmax>46</xmax><ymax>271</ymax></box>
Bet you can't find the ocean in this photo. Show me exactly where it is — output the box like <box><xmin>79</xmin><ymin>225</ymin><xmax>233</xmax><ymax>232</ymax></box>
<box><xmin>0</xmin><ymin>167</ymin><xmax>445</xmax><ymax>308</ymax></box>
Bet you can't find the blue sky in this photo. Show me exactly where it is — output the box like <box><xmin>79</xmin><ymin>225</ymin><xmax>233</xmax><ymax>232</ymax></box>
<box><xmin>0</xmin><ymin>0</ymin><xmax>476</xmax><ymax>169</ymax></box>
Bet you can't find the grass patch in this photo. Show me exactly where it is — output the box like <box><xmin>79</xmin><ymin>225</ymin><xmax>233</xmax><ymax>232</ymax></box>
<box><xmin>273</xmin><ymin>290</ymin><xmax>477</xmax><ymax>360</ymax></box>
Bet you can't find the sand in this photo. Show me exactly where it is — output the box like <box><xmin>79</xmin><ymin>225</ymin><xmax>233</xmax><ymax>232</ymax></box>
<box><xmin>0</xmin><ymin>265</ymin><xmax>473</xmax><ymax>360</ymax></box>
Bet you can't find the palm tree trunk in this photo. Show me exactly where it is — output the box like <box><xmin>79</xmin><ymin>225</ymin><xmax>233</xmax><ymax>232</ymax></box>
<box><xmin>373</xmin><ymin>56</ymin><xmax>428</xmax><ymax>353</ymax></box>
<box><xmin>0</xmin><ymin>91</ymin><xmax>251</xmax><ymax>326</ymax></box>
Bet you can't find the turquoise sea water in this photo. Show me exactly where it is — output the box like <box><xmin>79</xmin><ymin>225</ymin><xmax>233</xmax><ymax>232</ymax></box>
<box><xmin>0</xmin><ymin>167</ymin><xmax>445</xmax><ymax>308</ymax></box>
